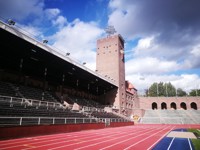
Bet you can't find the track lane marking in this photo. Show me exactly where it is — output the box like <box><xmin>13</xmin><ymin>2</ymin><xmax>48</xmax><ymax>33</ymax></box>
<box><xmin>48</xmin><ymin>127</ymin><xmax>154</xmax><ymax>150</ymax></box>
<box><xmin>147</xmin><ymin>126</ymin><xmax>175</xmax><ymax>150</ymax></box>
<box><xmin>22</xmin><ymin>126</ymin><xmax>146</xmax><ymax>150</ymax></box>
<box><xmin>1</xmin><ymin>128</ymin><xmax>126</xmax><ymax>149</ymax></box>
<box><xmin>74</xmin><ymin>127</ymin><xmax>156</xmax><ymax>150</ymax></box>
<box><xmin>167</xmin><ymin>137</ymin><xmax>175</xmax><ymax>150</ymax></box>
<box><xmin>1</xmin><ymin>131</ymin><xmax>113</xmax><ymax>150</ymax></box>
<box><xmin>123</xmin><ymin>126</ymin><xmax>171</xmax><ymax>150</ymax></box>
<box><xmin>188</xmin><ymin>138</ymin><xmax>193</xmax><ymax>150</ymax></box>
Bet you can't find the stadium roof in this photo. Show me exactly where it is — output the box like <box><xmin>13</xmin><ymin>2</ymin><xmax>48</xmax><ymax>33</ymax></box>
<box><xmin>0</xmin><ymin>20</ymin><xmax>117</xmax><ymax>95</ymax></box>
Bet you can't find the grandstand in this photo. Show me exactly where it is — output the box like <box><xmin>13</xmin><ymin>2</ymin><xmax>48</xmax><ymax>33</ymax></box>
<box><xmin>141</xmin><ymin>109</ymin><xmax>200</xmax><ymax>124</ymax></box>
<box><xmin>0</xmin><ymin>19</ymin><xmax>134</xmax><ymax>139</ymax></box>
<box><xmin>137</xmin><ymin>97</ymin><xmax>200</xmax><ymax>124</ymax></box>
<box><xmin>0</xmin><ymin>18</ymin><xmax>199</xmax><ymax>140</ymax></box>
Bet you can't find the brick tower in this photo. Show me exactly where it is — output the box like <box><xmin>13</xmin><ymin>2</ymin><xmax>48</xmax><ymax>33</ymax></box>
<box><xmin>96</xmin><ymin>29</ymin><xmax>126</xmax><ymax>113</ymax></box>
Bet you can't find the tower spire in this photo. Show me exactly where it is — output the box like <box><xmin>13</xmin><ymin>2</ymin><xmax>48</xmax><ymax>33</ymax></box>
<box><xmin>104</xmin><ymin>25</ymin><xmax>116</xmax><ymax>37</ymax></box>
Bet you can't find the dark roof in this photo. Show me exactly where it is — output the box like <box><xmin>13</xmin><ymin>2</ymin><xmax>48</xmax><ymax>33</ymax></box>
<box><xmin>0</xmin><ymin>21</ymin><xmax>117</xmax><ymax>95</ymax></box>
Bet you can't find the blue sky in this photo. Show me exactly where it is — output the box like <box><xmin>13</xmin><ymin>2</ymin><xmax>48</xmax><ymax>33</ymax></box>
<box><xmin>0</xmin><ymin>0</ymin><xmax>200</xmax><ymax>94</ymax></box>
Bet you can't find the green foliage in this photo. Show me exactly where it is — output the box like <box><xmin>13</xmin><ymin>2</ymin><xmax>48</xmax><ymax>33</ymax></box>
<box><xmin>177</xmin><ymin>88</ymin><xmax>187</xmax><ymax>97</ymax></box>
<box><xmin>189</xmin><ymin>89</ymin><xmax>200</xmax><ymax>96</ymax></box>
<box><xmin>147</xmin><ymin>82</ymin><xmax>189</xmax><ymax>97</ymax></box>
<box><xmin>188</xmin><ymin>129</ymin><xmax>200</xmax><ymax>150</ymax></box>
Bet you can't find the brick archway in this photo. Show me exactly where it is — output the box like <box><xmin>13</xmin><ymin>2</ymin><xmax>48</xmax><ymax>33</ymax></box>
<box><xmin>170</xmin><ymin>102</ymin><xmax>177</xmax><ymax>110</ymax></box>
<box><xmin>152</xmin><ymin>102</ymin><xmax>157</xmax><ymax>110</ymax></box>
<box><xmin>191</xmin><ymin>102</ymin><xmax>197</xmax><ymax>110</ymax></box>
<box><xmin>180</xmin><ymin>102</ymin><xmax>187</xmax><ymax>110</ymax></box>
<box><xmin>161</xmin><ymin>102</ymin><xmax>167</xmax><ymax>110</ymax></box>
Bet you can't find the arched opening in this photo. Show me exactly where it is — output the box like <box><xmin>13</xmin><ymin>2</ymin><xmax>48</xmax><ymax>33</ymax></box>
<box><xmin>170</xmin><ymin>102</ymin><xmax>177</xmax><ymax>110</ymax></box>
<box><xmin>152</xmin><ymin>102</ymin><xmax>157</xmax><ymax>110</ymax></box>
<box><xmin>191</xmin><ymin>102</ymin><xmax>197</xmax><ymax>110</ymax></box>
<box><xmin>180</xmin><ymin>102</ymin><xmax>187</xmax><ymax>110</ymax></box>
<box><xmin>161</xmin><ymin>102</ymin><xmax>167</xmax><ymax>110</ymax></box>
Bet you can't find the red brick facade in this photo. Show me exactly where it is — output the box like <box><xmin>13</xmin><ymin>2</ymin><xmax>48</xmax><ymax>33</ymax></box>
<box><xmin>96</xmin><ymin>35</ymin><xmax>199</xmax><ymax>118</ymax></box>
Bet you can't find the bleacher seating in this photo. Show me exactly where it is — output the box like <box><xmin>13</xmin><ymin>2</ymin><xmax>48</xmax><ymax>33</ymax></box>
<box><xmin>141</xmin><ymin>109</ymin><xmax>200</xmax><ymax>124</ymax></box>
<box><xmin>0</xmin><ymin>81</ymin><xmax>59</xmax><ymax>102</ymax></box>
<box><xmin>0</xmin><ymin>95</ymin><xmax>96</xmax><ymax>126</ymax></box>
<box><xmin>91</xmin><ymin>111</ymin><xmax>121</xmax><ymax>119</ymax></box>
<box><xmin>69</xmin><ymin>96</ymin><xmax>104</xmax><ymax>108</ymax></box>
<box><xmin>0</xmin><ymin>81</ymin><xmax>17</xmax><ymax>97</ymax></box>
<box><xmin>0</xmin><ymin>81</ymin><xmax>129</xmax><ymax>126</ymax></box>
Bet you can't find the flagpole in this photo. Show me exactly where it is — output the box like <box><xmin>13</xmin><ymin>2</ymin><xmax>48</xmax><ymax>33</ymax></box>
<box><xmin>157</xmin><ymin>82</ymin><xmax>158</xmax><ymax>97</ymax></box>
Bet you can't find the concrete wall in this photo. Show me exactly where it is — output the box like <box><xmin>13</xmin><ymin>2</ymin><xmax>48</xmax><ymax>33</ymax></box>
<box><xmin>139</xmin><ymin>96</ymin><xmax>200</xmax><ymax>110</ymax></box>
<box><xmin>0</xmin><ymin>122</ymin><xmax>134</xmax><ymax>140</ymax></box>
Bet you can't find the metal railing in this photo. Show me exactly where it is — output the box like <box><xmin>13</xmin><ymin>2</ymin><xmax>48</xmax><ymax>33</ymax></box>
<box><xmin>0</xmin><ymin>95</ymin><xmax>130</xmax><ymax>127</ymax></box>
<box><xmin>140</xmin><ymin>116</ymin><xmax>199</xmax><ymax>124</ymax></box>
<box><xmin>0</xmin><ymin>95</ymin><xmax>63</xmax><ymax>108</ymax></box>
<box><xmin>0</xmin><ymin>116</ymin><xmax>129</xmax><ymax>127</ymax></box>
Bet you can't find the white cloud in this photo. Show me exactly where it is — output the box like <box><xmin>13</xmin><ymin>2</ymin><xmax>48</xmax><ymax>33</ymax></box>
<box><xmin>172</xmin><ymin>74</ymin><xmax>200</xmax><ymax>91</ymax></box>
<box><xmin>108</xmin><ymin>0</ymin><xmax>200</xmax><ymax>93</ymax></box>
<box><xmin>125</xmin><ymin>57</ymin><xmax>179</xmax><ymax>75</ymax></box>
<box><xmin>0</xmin><ymin>0</ymin><xmax>44</xmax><ymax>21</ymax></box>
<box><xmin>136</xmin><ymin>36</ymin><xmax>154</xmax><ymax>50</ymax></box>
<box><xmin>126</xmin><ymin>73</ymin><xmax>200</xmax><ymax>95</ymax></box>
<box><xmin>1</xmin><ymin>0</ymin><xmax>199</xmax><ymax>94</ymax></box>
<box><xmin>45</xmin><ymin>8</ymin><xmax>61</xmax><ymax>19</ymax></box>
<box><xmin>50</xmin><ymin>19</ymin><xmax>104</xmax><ymax>70</ymax></box>
<box><xmin>52</xmin><ymin>16</ymin><xmax>67</xmax><ymax>28</ymax></box>
<box><xmin>191</xmin><ymin>45</ymin><xmax>200</xmax><ymax>57</ymax></box>
<box><xmin>16</xmin><ymin>24</ymin><xmax>43</xmax><ymax>40</ymax></box>
<box><xmin>133</xmin><ymin>36</ymin><xmax>157</xmax><ymax>57</ymax></box>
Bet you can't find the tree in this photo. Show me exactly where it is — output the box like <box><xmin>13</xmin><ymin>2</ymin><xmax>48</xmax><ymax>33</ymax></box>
<box><xmin>147</xmin><ymin>82</ymin><xmax>186</xmax><ymax>97</ymax></box>
<box><xmin>189</xmin><ymin>89</ymin><xmax>200</xmax><ymax>96</ymax></box>
<box><xmin>148</xmin><ymin>83</ymin><xmax>158</xmax><ymax>97</ymax></box>
<box><xmin>177</xmin><ymin>88</ymin><xmax>187</xmax><ymax>97</ymax></box>
<box><xmin>164</xmin><ymin>82</ymin><xmax>176</xmax><ymax>97</ymax></box>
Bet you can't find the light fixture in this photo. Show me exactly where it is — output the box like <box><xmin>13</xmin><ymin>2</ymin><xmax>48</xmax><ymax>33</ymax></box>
<box><xmin>7</xmin><ymin>19</ymin><xmax>15</xmax><ymax>25</ymax></box>
<box><xmin>82</xmin><ymin>62</ymin><xmax>86</xmax><ymax>65</ymax></box>
<box><xmin>42</xmin><ymin>39</ymin><xmax>48</xmax><ymax>44</ymax></box>
<box><xmin>120</xmin><ymin>50</ymin><xmax>124</xmax><ymax>54</ymax></box>
<box><xmin>66</xmin><ymin>52</ymin><xmax>70</xmax><ymax>56</ymax></box>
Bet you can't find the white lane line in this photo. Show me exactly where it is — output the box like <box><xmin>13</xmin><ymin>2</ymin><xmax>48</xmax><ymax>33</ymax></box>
<box><xmin>0</xmin><ymin>131</ymin><xmax>91</xmax><ymax>146</ymax></box>
<box><xmin>0</xmin><ymin>134</ymin><xmax>74</xmax><ymax>149</ymax></box>
<box><xmin>167</xmin><ymin>137</ymin><xmax>175</xmax><ymax>150</ymax></box>
<box><xmin>22</xmin><ymin>131</ymin><xmax>125</xmax><ymax>150</ymax></box>
<box><xmin>188</xmin><ymin>138</ymin><xmax>193</xmax><ymax>150</ymax></box>
<box><xmin>49</xmin><ymin>126</ymin><xmax>158</xmax><ymax>150</ymax></box>
<box><xmin>123</xmin><ymin>126</ymin><xmax>171</xmax><ymax>150</ymax></box>
<box><xmin>51</xmin><ymin>127</ymin><xmax>154</xmax><ymax>150</ymax></box>
<box><xmin>147</xmin><ymin>126</ymin><xmax>175</xmax><ymax>150</ymax></box>
<box><xmin>3</xmin><ymin>130</ymin><xmax>114</xmax><ymax>150</ymax></box>
<box><xmin>99</xmin><ymin>128</ymin><xmax>162</xmax><ymax>150</ymax></box>
<box><xmin>1</xmin><ymin>129</ymin><xmax>121</xmax><ymax>149</ymax></box>
<box><xmin>75</xmin><ymin>127</ymin><xmax>156</xmax><ymax>150</ymax></box>
<box><xmin>23</xmin><ymin>126</ymin><xmax>143</xmax><ymax>150</ymax></box>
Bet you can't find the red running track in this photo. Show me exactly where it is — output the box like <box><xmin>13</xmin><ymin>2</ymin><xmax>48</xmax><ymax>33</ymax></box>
<box><xmin>0</xmin><ymin>124</ymin><xmax>199</xmax><ymax>150</ymax></box>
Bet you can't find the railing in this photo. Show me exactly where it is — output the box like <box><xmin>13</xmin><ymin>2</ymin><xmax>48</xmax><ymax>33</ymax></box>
<box><xmin>0</xmin><ymin>95</ymin><xmax>63</xmax><ymax>108</ymax></box>
<box><xmin>140</xmin><ymin>116</ymin><xmax>199</xmax><ymax>124</ymax></box>
<box><xmin>0</xmin><ymin>116</ymin><xmax>129</xmax><ymax>127</ymax></box>
<box><xmin>82</xmin><ymin>106</ymin><xmax>104</xmax><ymax>112</ymax></box>
<box><xmin>0</xmin><ymin>95</ymin><xmax>130</xmax><ymax>127</ymax></box>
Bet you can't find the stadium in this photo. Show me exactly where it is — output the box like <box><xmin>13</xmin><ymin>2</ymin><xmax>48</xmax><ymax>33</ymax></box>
<box><xmin>0</xmin><ymin>19</ymin><xmax>200</xmax><ymax>149</ymax></box>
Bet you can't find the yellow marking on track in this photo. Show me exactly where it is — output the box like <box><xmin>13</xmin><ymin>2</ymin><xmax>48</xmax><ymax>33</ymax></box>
<box><xmin>23</xmin><ymin>144</ymin><xmax>36</xmax><ymax>148</ymax></box>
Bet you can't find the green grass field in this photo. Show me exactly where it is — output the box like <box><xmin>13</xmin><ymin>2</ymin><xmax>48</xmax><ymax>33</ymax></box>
<box><xmin>188</xmin><ymin>129</ymin><xmax>200</xmax><ymax>150</ymax></box>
